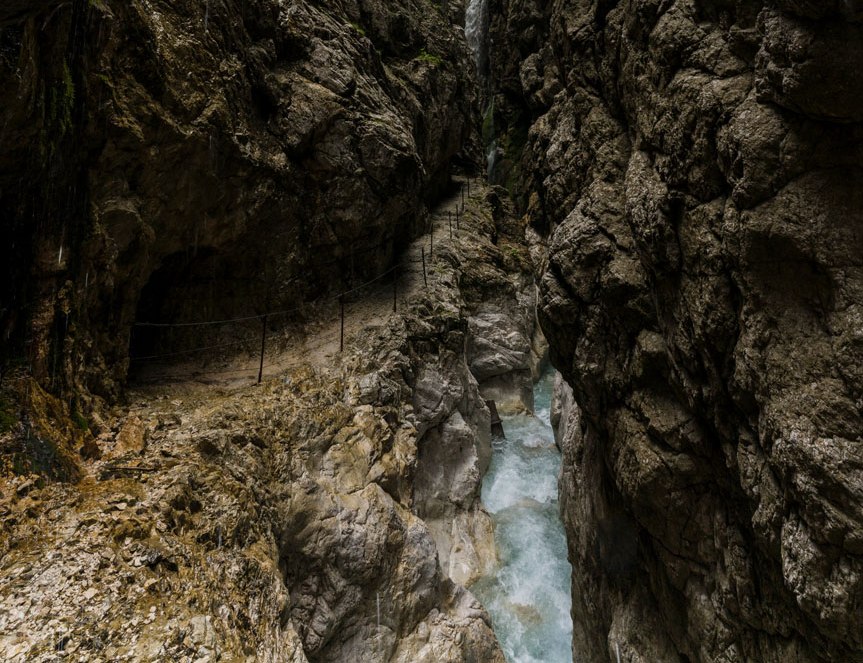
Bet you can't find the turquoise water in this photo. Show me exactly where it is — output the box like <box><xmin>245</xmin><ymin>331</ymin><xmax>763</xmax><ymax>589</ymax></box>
<box><xmin>473</xmin><ymin>370</ymin><xmax>573</xmax><ymax>662</ymax></box>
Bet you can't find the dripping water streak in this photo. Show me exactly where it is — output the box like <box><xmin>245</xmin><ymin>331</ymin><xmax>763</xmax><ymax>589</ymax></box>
<box><xmin>466</xmin><ymin>0</ymin><xmax>497</xmax><ymax>178</ymax></box>
<box><xmin>487</xmin><ymin>139</ymin><xmax>498</xmax><ymax>180</ymax></box>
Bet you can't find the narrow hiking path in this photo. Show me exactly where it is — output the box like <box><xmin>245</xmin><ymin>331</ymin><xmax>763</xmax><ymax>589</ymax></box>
<box><xmin>129</xmin><ymin>175</ymin><xmax>486</xmax><ymax>394</ymax></box>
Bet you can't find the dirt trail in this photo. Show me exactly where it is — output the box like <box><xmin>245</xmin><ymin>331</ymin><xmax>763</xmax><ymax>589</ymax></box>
<box><xmin>129</xmin><ymin>176</ymin><xmax>484</xmax><ymax>395</ymax></box>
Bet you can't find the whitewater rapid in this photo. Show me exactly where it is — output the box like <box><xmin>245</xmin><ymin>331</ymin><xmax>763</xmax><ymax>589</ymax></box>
<box><xmin>472</xmin><ymin>370</ymin><xmax>573</xmax><ymax>663</ymax></box>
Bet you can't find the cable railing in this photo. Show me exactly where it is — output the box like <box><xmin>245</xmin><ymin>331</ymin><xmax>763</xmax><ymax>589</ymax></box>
<box><xmin>127</xmin><ymin>178</ymin><xmax>478</xmax><ymax>384</ymax></box>
<box><xmin>128</xmin><ymin>254</ymin><xmax>436</xmax><ymax>383</ymax></box>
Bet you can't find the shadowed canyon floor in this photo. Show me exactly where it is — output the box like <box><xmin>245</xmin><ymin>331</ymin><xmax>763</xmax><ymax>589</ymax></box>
<box><xmin>129</xmin><ymin>177</ymin><xmax>479</xmax><ymax>390</ymax></box>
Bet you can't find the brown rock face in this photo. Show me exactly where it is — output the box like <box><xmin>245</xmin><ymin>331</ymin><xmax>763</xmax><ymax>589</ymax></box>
<box><xmin>0</xmin><ymin>183</ymin><xmax>518</xmax><ymax>662</ymax></box>
<box><xmin>490</xmin><ymin>0</ymin><xmax>863</xmax><ymax>661</ymax></box>
<box><xmin>0</xmin><ymin>0</ymin><xmax>476</xmax><ymax>402</ymax></box>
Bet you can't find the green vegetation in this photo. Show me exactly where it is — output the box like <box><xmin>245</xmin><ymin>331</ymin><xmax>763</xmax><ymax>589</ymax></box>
<box><xmin>500</xmin><ymin>123</ymin><xmax>529</xmax><ymax>196</ymax></box>
<box><xmin>40</xmin><ymin>60</ymin><xmax>76</xmax><ymax>158</ymax></box>
<box><xmin>71</xmin><ymin>406</ymin><xmax>89</xmax><ymax>432</ymax></box>
<box><xmin>10</xmin><ymin>438</ymin><xmax>64</xmax><ymax>480</ymax></box>
<box><xmin>0</xmin><ymin>396</ymin><xmax>16</xmax><ymax>433</ymax></box>
<box><xmin>57</xmin><ymin>61</ymin><xmax>75</xmax><ymax>135</ymax></box>
<box><xmin>482</xmin><ymin>101</ymin><xmax>495</xmax><ymax>148</ymax></box>
<box><xmin>348</xmin><ymin>21</ymin><xmax>366</xmax><ymax>37</ymax></box>
<box><xmin>415</xmin><ymin>49</ymin><xmax>442</xmax><ymax>66</ymax></box>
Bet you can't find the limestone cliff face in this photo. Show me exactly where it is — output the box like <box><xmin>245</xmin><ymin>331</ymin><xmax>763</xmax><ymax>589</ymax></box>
<box><xmin>0</xmin><ymin>0</ymin><xmax>475</xmax><ymax>402</ymax></box>
<box><xmin>490</xmin><ymin>0</ymin><xmax>863</xmax><ymax>661</ymax></box>
<box><xmin>0</xmin><ymin>182</ymin><xmax>529</xmax><ymax>662</ymax></box>
<box><xmin>414</xmin><ymin>187</ymin><xmax>547</xmax><ymax>587</ymax></box>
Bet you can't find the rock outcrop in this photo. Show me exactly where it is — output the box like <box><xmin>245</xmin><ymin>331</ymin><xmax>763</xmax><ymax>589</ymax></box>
<box><xmin>490</xmin><ymin>0</ymin><xmax>863</xmax><ymax>661</ymax></box>
<box><xmin>0</xmin><ymin>180</ymin><xmax>537</xmax><ymax>661</ymax></box>
<box><xmin>1</xmin><ymin>363</ymin><xmax>503</xmax><ymax>662</ymax></box>
<box><xmin>466</xmin><ymin>285</ymin><xmax>546</xmax><ymax>414</ymax></box>
<box><xmin>410</xmin><ymin>186</ymin><xmax>544</xmax><ymax>586</ymax></box>
<box><xmin>0</xmin><ymin>0</ymin><xmax>476</xmax><ymax>403</ymax></box>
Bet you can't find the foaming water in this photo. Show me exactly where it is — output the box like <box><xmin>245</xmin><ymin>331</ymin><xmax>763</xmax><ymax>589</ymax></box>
<box><xmin>473</xmin><ymin>370</ymin><xmax>573</xmax><ymax>662</ymax></box>
<box><xmin>465</xmin><ymin>0</ymin><xmax>490</xmax><ymax>77</ymax></box>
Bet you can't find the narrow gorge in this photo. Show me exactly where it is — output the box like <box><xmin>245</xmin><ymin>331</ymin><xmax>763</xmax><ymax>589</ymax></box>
<box><xmin>1</xmin><ymin>1</ymin><xmax>861</xmax><ymax>662</ymax></box>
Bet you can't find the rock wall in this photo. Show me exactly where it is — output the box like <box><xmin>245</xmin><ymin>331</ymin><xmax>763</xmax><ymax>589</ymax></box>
<box><xmin>0</xmin><ymin>0</ymin><xmax>476</xmax><ymax>402</ymax></box>
<box><xmin>491</xmin><ymin>0</ymin><xmax>863</xmax><ymax>661</ymax></box>
<box><xmin>466</xmin><ymin>281</ymin><xmax>546</xmax><ymax>414</ymax></box>
<box><xmin>0</xmin><ymin>181</ymin><xmax>536</xmax><ymax>661</ymax></box>
<box><xmin>411</xmin><ymin>186</ymin><xmax>545</xmax><ymax>586</ymax></box>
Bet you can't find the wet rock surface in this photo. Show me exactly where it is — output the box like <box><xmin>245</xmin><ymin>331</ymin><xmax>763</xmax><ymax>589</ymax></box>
<box><xmin>490</xmin><ymin>0</ymin><xmax>863</xmax><ymax>661</ymax></box>
<box><xmin>0</xmin><ymin>180</ymin><xmax>535</xmax><ymax>661</ymax></box>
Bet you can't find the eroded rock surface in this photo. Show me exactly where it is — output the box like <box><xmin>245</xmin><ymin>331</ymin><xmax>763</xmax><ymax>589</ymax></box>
<box><xmin>0</xmin><ymin>0</ymin><xmax>476</xmax><ymax>402</ymax></box>
<box><xmin>464</xmin><ymin>190</ymin><xmax>548</xmax><ymax>414</ymax></box>
<box><xmin>0</xmin><ymin>181</ymin><xmax>536</xmax><ymax>662</ymax></box>
<box><xmin>466</xmin><ymin>291</ymin><xmax>543</xmax><ymax>414</ymax></box>
<box><xmin>491</xmin><ymin>0</ymin><xmax>863</xmax><ymax>661</ymax></box>
<box><xmin>408</xmin><ymin>184</ymin><xmax>542</xmax><ymax>587</ymax></box>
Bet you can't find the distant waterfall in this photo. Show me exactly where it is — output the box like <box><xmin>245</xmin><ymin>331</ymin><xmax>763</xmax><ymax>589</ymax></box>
<box><xmin>465</xmin><ymin>0</ymin><xmax>490</xmax><ymax>84</ymax></box>
<box><xmin>486</xmin><ymin>138</ymin><xmax>498</xmax><ymax>178</ymax></box>
<box><xmin>466</xmin><ymin>0</ymin><xmax>494</xmax><ymax>177</ymax></box>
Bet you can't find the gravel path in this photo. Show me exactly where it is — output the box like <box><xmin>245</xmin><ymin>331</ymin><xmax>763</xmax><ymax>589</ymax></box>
<box><xmin>129</xmin><ymin>176</ymin><xmax>484</xmax><ymax>392</ymax></box>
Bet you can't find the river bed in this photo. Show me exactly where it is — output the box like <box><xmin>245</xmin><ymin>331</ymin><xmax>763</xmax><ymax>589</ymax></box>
<box><xmin>472</xmin><ymin>370</ymin><xmax>573</xmax><ymax>663</ymax></box>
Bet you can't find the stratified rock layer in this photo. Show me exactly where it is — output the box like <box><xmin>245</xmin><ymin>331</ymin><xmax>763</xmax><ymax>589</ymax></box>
<box><xmin>490</xmin><ymin>0</ymin><xmax>863</xmax><ymax>661</ymax></box>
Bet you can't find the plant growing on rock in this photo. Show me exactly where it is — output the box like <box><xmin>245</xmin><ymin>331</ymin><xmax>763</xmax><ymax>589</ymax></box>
<box><xmin>415</xmin><ymin>48</ymin><xmax>442</xmax><ymax>66</ymax></box>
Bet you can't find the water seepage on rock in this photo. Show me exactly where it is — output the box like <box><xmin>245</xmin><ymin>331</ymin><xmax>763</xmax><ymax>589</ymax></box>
<box><xmin>486</xmin><ymin>399</ymin><xmax>505</xmax><ymax>438</ymax></box>
<box><xmin>488</xmin><ymin>0</ymin><xmax>863</xmax><ymax>660</ymax></box>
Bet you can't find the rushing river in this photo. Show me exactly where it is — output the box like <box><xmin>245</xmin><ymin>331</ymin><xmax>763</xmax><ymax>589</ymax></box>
<box><xmin>472</xmin><ymin>370</ymin><xmax>573</xmax><ymax>662</ymax></box>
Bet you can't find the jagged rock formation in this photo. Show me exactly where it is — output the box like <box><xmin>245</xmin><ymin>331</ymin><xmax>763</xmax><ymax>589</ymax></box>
<box><xmin>465</xmin><ymin>269</ymin><xmax>548</xmax><ymax>414</ymax></box>
<box><xmin>0</xmin><ymin>0</ymin><xmax>476</xmax><ymax>402</ymax></box>
<box><xmin>489</xmin><ymin>0</ymin><xmax>863</xmax><ymax>661</ymax></box>
<box><xmin>412</xmin><ymin>187</ymin><xmax>545</xmax><ymax>585</ymax></box>
<box><xmin>0</xmin><ymin>182</ymin><xmax>533</xmax><ymax>661</ymax></box>
<box><xmin>1</xmin><ymin>356</ymin><xmax>501</xmax><ymax>662</ymax></box>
